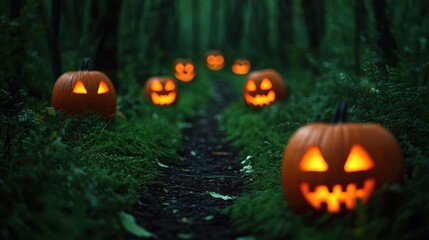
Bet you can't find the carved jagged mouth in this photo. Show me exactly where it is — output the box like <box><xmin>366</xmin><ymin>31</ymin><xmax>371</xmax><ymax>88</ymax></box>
<box><xmin>300</xmin><ymin>178</ymin><xmax>376</xmax><ymax>213</ymax></box>
<box><xmin>175</xmin><ymin>72</ymin><xmax>195</xmax><ymax>81</ymax></box>
<box><xmin>151</xmin><ymin>92</ymin><xmax>177</xmax><ymax>105</ymax></box>
<box><xmin>245</xmin><ymin>90</ymin><xmax>275</xmax><ymax>107</ymax></box>
<box><xmin>207</xmin><ymin>64</ymin><xmax>223</xmax><ymax>70</ymax></box>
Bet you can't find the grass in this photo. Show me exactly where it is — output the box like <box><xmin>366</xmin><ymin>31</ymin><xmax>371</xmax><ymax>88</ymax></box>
<box><xmin>0</xmin><ymin>68</ymin><xmax>212</xmax><ymax>239</ymax></box>
<box><xmin>220</xmin><ymin>64</ymin><xmax>429</xmax><ymax>239</ymax></box>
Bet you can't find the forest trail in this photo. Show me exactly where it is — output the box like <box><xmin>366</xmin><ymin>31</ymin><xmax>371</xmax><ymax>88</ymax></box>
<box><xmin>130</xmin><ymin>78</ymin><xmax>244</xmax><ymax>239</ymax></box>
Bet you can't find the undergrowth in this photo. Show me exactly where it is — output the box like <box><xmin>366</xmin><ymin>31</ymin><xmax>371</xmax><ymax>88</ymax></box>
<box><xmin>220</xmin><ymin>64</ymin><xmax>429</xmax><ymax>239</ymax></box>
<box><xmin>0</xmin><ymin>69</ymin><xmax>211</xmax><ymax>239</ymax></box>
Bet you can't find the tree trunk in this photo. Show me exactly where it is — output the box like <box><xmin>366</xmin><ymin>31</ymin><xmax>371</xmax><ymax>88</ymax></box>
<box><xmin>51</xmin><ymin>0</ymin><xmax>62</xmax><ymax>78</ymax></box>
<box><xmin>91</xmin><ymin>0</ymin><xmax>122</xmax><ymax>86</ymax></box>
<box><xmin>372</xmin><ymin>0</ymin><xmax>397</xmax><ymax>68</ymax></box>
<box><xmin>10</xmin><ymin>0</ymin><xmax>21</xmax><ymax>19</ymax></box>
<box><xmin>302</xmin><ymin>0</ymin><xmax>325</xmax><ymax>58</ymax></box>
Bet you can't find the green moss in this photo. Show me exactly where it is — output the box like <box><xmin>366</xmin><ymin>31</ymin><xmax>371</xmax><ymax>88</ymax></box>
<box><xmin>221</xmin><ymin>65</ymin><xmax>429</xmax><ymax>239</ymax></box>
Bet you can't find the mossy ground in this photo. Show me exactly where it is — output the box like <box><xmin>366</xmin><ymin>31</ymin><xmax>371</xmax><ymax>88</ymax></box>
<box><xmin>220</xmin><ymin>64</ymin><xmax>429</xmax><ymax>239</ymax></box>
<box><xmin>0</xmin><ymin>68</ymin><xmax>212</xmax><ymax>239</ymax></box>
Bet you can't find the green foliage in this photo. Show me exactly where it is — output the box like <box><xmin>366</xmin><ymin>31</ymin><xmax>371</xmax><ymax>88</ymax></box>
<box><xmin>0</xmin><ymin>76</ymin><xmax>211</xmax><ymax>239</ymax></box>
<box><xmin>220</xmin><ymin>64</ymin><xmax>429</xmax><ymax>239</ymax></box>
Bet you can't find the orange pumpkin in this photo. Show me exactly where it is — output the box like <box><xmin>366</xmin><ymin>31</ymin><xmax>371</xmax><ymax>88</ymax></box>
<box><xmin>281</xmin><ymin>102</ymin><xmax>403</xmax><ymax>214</ymax></box>
<box><xmin>206</xmin><ymin>50</ymin><xmax>224</xmax><ymax>70</ymax></box>
<box><xmin>51</xmin><ymin>58</ymin><xmax>117</xmax><ymax>118</ymax></box>
<box><xmin>143</xmin><ymin>77</ymin><xmax>178</xmax><ymax>106</ymax></box>
<box><xmin>174</xmin><ymin>59</ymin><xmax>195</xmax><ymax>82</ymax></box>
<box><xmin>232</xmin><ymin>59</ymin><xmax>251</xmax><ymax>75</ymax></box>
<box><xmin>243</xmin><ymin>69</ymin><xmax>286</xmax><ymax>107</ymax></box>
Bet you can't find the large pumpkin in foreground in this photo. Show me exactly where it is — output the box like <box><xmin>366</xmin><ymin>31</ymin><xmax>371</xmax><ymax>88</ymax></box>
<box><xmin>281</xmin><ymin>102</ymin><xmax>403</xmax><ymax>214</ymax></box>
<box><xmin>51</xmin><ymin>58</ymin><xmax>117</xmax><ymax>118</ymax></box>
<box><xmin>243</xmin><ymin>69</ymin><xmax>286</xmax><ymax>107</ymax></box>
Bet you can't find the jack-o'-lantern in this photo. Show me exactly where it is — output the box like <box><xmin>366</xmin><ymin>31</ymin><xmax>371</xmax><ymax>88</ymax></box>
<box><xmin>51</xmin><ymin>58</ymin><xmax>117</xmax><ymax>118</ymax></box>
<box><xmin>206</xmin><ymin>50</ymin><xmax>224</xmax><ymax>70</ymax></box>
<box><xmin>232</xmin><ymin>59</ymin><xmax>251</xmax><ymax>75</ymax></box>
<box><xmin>174</xmin><ymin>59</ymin><xmax>195</xmax><ymax>82</ymax></box>
<box><xmin>143</xmin><ymin>77</ymin><xmax>177</xmax><ymax>106</ymax></box>
<box><xmin>243</xmin><ymin>69</ymin><xmax>286</xmax><ymax>107</ymax></box>
<box><xmin>281</xmin><ymin>102</ymin><xmax>403</xmax><ymax>214</ymax></box>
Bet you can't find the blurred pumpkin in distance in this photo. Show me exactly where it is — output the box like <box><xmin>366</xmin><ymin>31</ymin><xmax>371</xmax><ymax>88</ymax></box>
<box><xmin>51</xmin><ymin>58</ymin><xmax>117</xmax><ymax>118</ymax></box>
<box><xmin>281</xmin><ymin>101</ymin><xmax>403</xmax><ymax>214</ymax></box>
<box><xmin>243</xmin><ymin>69</ymin><xmax>286</xmax><ymax>107</ymax></box>
<box><xmin>232</xmin><ymin>59</ymin><xmax>251</xmax><ymax>75</ymax></box>
<box><xmin>174</xmin><ymin>58</ymin><xmax>195</xmax><ymax>82</ymax></box>
<box><xmin>206</xmin><ymin>50</ymin><xmax>224</xmax><ymax>70</ymax></box>
<box><xmin>144</xmin><ymin>76</ymin><xmax>178</xmax><ymax>106</ymax></box>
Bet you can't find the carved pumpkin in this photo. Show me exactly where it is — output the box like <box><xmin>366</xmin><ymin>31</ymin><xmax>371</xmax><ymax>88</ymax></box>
<box><xmin>143</xmin><ymin>76</ymin><xmax>177</xmax><ymax>106</ymax></box>
<box><xmin>206</xmin><ymin>50</ymin><xmax>224</xmax><ymax>70</ymax></box>
<box><xmin>281</xmin><ymin>102</ymin><xmax>403</xmax><ymax>214</ymax></box>
<box><xmin>232</xmin><ymin>59</ymin><xmax>251</xmax><ymax>75</ymax></box>
<box><xmin>243</xmin><ymin>69</ymin><xmax>286</xmax><ymax>107</ymax></box>
<box><xmin>174</xmin><ymin>59</ymin><xmax>195</xmax><ymax>82</ymax></box>
<box><xmin>51</xmin><ymin>58</ymin><xmax>117</xmax><ymax>118</ymax></box>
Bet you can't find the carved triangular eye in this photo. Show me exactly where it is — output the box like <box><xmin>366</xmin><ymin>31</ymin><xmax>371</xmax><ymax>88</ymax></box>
<box><xmin>246</xmin><ymin>79</ymin><xmax>257</xmax><ymax>91</ymax></box>
<box><xmin>165</xmin><ymin>80</ymin><xmax>176</xmax><ymax>91</ymax></box>
<box><xmin>73</xmin><ymin>80</ymin><xmax>87</xmax><ymax>94</ymax></box>
<box><xmin>300</xmin><ymin>146</ymin><xmax>328</xmax><ymax>172</ymax></box>
<box><xmin>97</xmin><ymin>80</ymin><xmax>109</xmax><ymax>94</ymax></box>
<box><xmin>344</xmin><ymin>145</ymin><xmax>374</xmax><ymax>172</ymax></box>
<box><xmin>260</xmin><ymin>78</ymin><xmax>272</xmax><ymax>90</ymax></box>
<box><xmin>151</xmin><ymin>80</ymin><xmax>163</xmax><ymax>91</ymax></box>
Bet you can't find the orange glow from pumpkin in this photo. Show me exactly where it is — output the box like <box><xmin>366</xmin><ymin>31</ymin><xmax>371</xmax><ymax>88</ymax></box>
<box><xmin>244</xmin><ymin>90</ymin><xmax>275</xmax><ymax>107</ymax></box>
<box><xmin>164</xmin><ymin>80</ymin><xmax>176</xmax><ymax>91</ymax></box>
<box><xmin>97</xmin><ymin>81</ymin><xmax>109</xmax><ymax>94</ymax></box>
<box><xmin>344</xmin><ymin>145</ymin><xmax>374</xmax><ymax>172</ymax></box>
<box><xmin>300</xmin><ymin>146</ymin><xmax>328</xmax><ymax>172</ymax></box>
<box><xmin>150</xmin><ymin>80</ymin><xmax>163</xmax><ymax>91</ymax></box>
<box><xmin>245</xmin><ymin>80</ymin><xmax>256</xmax><ymax>91</ymax></box>
<box><xmin>175</xmin><ymin>63</ymin><xmax>195</xmax><ymax>82</ymax></box>
<box><xmin>206</xmin><ymin>55</ymin><xmax>224</xmax><ymax>70</ymax></box>
<box><xmin>150</xmin><ymin>92</ymin><xmax>177</xmax><ymax>106</ymax></box>
<box><xmin>260</xmin><ymin>78</ymin><xmax>273</xmax><ymax>90</ymax></box>
<box><xmin>300</xmin><ymin>178</ymin><xmax>376</xmax><ymax>213</ymax></box>
<box><xmin>232</xmin><ymin>60</ymin><xmax>250</xmax><ymax>75</ymax></box>
<box><xmin>73</xmin><ymin>80</ymin><xmax>87</xmax><ymax>94</ymax></box>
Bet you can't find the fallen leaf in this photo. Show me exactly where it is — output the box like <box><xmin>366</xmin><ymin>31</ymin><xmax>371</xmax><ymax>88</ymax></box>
<box><xmin>204</xmin><ymin>215</ymin><xmax>214</xmax><ymax>221</ymax></box>
<box><xmin>207</xmin><ymin>191</ymin><xmax>235</xmax><ymax>200</ymax></box>
<box><xmin>156</xmin><ymin>159</ymin><xmax>170</xmax><ymax>168</ymax></box>
<box><xmin>211</xmin><ymin>151</ymin><xmax>230</xmax><ymax>156</ymax></box>
<box><xmin>119</xmin><ymin>212</ymin><xmax>156</xmax><ymax>238</ymax></box>
<box><xmin>190</xmin><ymin>150</ymin><xmax>197</xmax><ymax>156</ymax></box>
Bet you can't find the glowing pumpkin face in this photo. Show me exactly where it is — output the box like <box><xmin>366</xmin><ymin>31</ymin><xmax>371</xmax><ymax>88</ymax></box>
<box><xmin>143</xmin><ymin>77</ymin><xmax>177</xmax><ymax>106</ymax></box>
<box><xmin>51</xmin><ymin>58</ymin><xmax>117</xmax><ymax>118</ymax></box>
<box><xmin>174</xmin><ymin>59</ymin><xmax>195</xmax><ymax>82</ymax></box>
<box><xmin>206</xmin><ymin>51</ymin><xmax>224</xmax><ymax>70</ymax></box>
<box><xmin>281</xmin><ymin>102</ymin><xmax>403</xmax><ymax>214</ymax></box>
<box><xmin>243</xmin><ymin>69</ymin><xmax>286</xmax><ymax>107</ymax></box>
<box><xmin>232</xmin><ymin>59</ymin><xmax>251</xmax><ymax>75</ymax></box>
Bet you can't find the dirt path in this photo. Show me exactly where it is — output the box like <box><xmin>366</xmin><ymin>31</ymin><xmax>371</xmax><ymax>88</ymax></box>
<box><xmin>131</xmin><ymin>79</ymin><xmax>244</xmax><ymax>239</ymax></box>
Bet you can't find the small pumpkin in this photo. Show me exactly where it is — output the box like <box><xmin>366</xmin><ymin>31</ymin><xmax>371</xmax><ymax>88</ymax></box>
<box><xmin>51</xmin><ymin>58</ymin><xmax>117</xmax><ymax>118</ymax></box>
<box><xmin>281</xmin><ymin>102</ymin><xmax>403</xmax><ymax>214</ymax></box>
<box><xmin>206</xmin><ymin>50</ymin><xmax>224</xmax><ymax>70</ymax></box>
<box><xmin>232</xmin><ymin>59</ymin><xmax>251</xmax><ymax>75</ymax></box>
<box><xmin>143</xmin><ymin>76</ymin><xmax>178</xmax><ymax>106</ymax></box>
<box><xmin>243</xmin><ymin>69</ymin><xmax>286</xmax><ymax>107</ymax></box>
<box><xmin>174</xmin><ymin>59</ymin><xmax>195</xmax><ymax>82</ymax></box>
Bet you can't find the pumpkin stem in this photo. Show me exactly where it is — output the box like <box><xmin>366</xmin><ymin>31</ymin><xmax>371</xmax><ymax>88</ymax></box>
<box><xmin>332</xmin><ymin>101</ymin><xmax>348</xmax><ymax>123</ymax></box>
<box><xmin>81</xmin><ymin>58</ymin><xmax>90</xmax><ymax>71</ymax></box>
